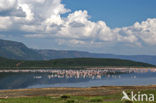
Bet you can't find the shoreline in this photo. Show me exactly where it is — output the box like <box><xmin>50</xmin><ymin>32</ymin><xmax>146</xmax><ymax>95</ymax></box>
<box><xmin>0</xmin><ymin>67</ymin><xmax>156</xmax><ymax>73</ymax></box>
<box><xmin>0</xmin><ymin>85</ymin><xmax>156</xmax><ymax>98</ymax></box>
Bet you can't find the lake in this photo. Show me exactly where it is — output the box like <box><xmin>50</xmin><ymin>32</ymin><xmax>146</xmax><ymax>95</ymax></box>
<box><xmin>0</xmin><ymin>68</ymin><xmax>156</xmax><ymax>90</ymax></box>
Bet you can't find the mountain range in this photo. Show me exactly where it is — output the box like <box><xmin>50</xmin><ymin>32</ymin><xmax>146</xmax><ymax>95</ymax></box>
<box><xmin>0</xmin><ymin>39</ymin><xmax>156</xmax><ymax>65</ymax></box>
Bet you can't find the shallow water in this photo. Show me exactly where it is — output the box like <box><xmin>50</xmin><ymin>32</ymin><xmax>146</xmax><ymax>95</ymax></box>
<box><xmin>0</xmin><ymin>69</ymin><xmax>156</xmax><ymax>90</ymax></box>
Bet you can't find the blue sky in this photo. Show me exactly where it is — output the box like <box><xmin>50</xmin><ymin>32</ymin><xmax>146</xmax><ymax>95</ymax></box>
<box><xmin>63</xmin><ymin>0</ymin><xmax>156</xmax><ymax>28</ymax></box>
<box><xmin>0</xmin><ymin>0</ymin><xmax>156</xmax><ymax>55</ymax></box>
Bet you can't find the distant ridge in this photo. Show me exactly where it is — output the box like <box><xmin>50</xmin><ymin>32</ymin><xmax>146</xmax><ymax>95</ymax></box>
<box><xmin>0</xmin><ymin>57</ymin><xmax>155</xmax><ymax>69</ymax></box>
<box><xmin>0</xmin><ymin>39</ymin><xmax>156</xmax><ymax>65</ymax></box>
<box><xmin>0</xmin><ymin>39</ymin><xmax>42</xmax><ymax>60</ymax></box>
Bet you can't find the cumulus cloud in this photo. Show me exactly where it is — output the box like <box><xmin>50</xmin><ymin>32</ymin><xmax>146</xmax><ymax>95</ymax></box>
<box><xmin>0</xmin><ymin>0</ymin><xmax>25</xmax><ymax>17</ymax></box>
<box><xmin>0</xmin><ymin>0</ymin><xmax>17</xmax><ymax>11</ymax></box>
<box><xmin>0</xmin><ymin>0</ymin><xmax>156</xmax><ymax>50</ymax></box>
<box><xmin>131</xmin><ymin>18</ymin><xmax>156</xmax><ymax>45</ymax></box>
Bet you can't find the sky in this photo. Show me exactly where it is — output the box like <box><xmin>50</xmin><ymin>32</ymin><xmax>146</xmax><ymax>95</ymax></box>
<box><xmin>0</xmin><ymin>0</ymin><xmax>156</xmax><ymax>55</ymax></box>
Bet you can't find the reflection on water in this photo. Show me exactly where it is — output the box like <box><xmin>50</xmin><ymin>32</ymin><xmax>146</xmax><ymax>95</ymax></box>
<box><xmin>0</xmin><ymin>68</ymin><xmax>156</xmax><ymax>90</ymax></box>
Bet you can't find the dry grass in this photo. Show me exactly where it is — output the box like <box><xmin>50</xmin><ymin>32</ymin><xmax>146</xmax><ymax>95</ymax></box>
<box><xmin>0</xmin><ymin>85</ymin><xmax>156</xmax><ymax>98</ymax></box>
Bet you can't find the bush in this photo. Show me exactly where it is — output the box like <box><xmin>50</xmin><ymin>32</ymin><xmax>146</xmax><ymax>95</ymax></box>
<box><xmin>90</xmin><ymin>98</ymin><xmax>103</xmax><ymax>102</ymax></box>
<box><xmin>60</xmin><ymin>95</ymin><xmax>70</xmax><ymax>99</ymax></box>
<box><xmin>65</xmin><ymin>99</ymin><xmax>75</xmax><ymax>103</ymax></box>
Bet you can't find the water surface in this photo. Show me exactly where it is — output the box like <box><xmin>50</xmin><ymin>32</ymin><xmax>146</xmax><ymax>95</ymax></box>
<box><xmin>0</xmin><ymin>69</ymin><xmax>156</xmax><ymax>90</ymax></box>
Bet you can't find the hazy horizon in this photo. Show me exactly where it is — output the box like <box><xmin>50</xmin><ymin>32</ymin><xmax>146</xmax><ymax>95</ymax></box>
<box><xmin>0</xmin><ymin>0</ymin><xmax>156</xmax><ymax>55</ymax></box>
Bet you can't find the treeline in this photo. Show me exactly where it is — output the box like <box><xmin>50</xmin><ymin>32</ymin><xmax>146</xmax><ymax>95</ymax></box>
<box><xmin>0</xmin><ymin>57</ymin><xmax>155</xmax><ymax>69</ymax></box>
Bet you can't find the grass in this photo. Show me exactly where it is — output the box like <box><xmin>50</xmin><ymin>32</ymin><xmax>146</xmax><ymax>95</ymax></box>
<box><xmin>1</xmin><ymin>86</ymin><xmax>156</xmax><ymax>103</ymax></box>
<box><xmin>1</xmin><ymin>89</ymin><xmax>156</xmax><ymax>103</ymax></box>
<box><xmin>0</xmin><ymin>96</ymin><xmax>120</xmax><ymax>103</ymax></box>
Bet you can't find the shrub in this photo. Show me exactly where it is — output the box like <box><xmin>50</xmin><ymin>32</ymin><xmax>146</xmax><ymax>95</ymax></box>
<box><xmin>65</xmin><ymin>99</ymin><xmax>75</xmax><ymax>103</ymax></box>
<box><xmin>60</xmin><ymin>95</ymin><xmax>70</xmax><ymax>99</ymax></box>
<box><xmin>90</xmin><ymin>98</ymin><xmax>103</xmax><ymax>102</ymax></box>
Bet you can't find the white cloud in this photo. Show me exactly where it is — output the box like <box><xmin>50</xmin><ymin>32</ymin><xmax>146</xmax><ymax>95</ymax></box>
<box><xmin>0</xmin><ymin>17</ymin><xmax>12</xmax><ymax>29</ymax></box>
<box><xmin>0</xmin><ymin>0</ymin><xmax>25</xmax><ymax>17</ymax></box>
<box><xmin>57</xmin><ymin>39</ymin><xmax>86</xmax><ymax>46</ymax></box>
<box><xmin>0</xmin><ymin>0</ymin><xmax>17</xmax><ymax>11</ymax></box>
<box><xmin>0</xmin><ymin>0</ymin><xmax>156</xmax><ymax>49</ymax></box>
<box><xmin>21</xmin><ymin>25</ymin><xmax>43</xmax><ymax>32</ymax></box>
<box><xmin>132</xmin><ymin>18</ymin><xmax>156</xmax><ymax>45</ymax></box>
<box><xmin>18</xmin><ymin>3</ymin><xmax>34</xmax><ymax>21</ymax></box>
<box><xmin>18</xmin><ymin>0</ymin><xmax>69</xmax><ymax>21</ymax></box>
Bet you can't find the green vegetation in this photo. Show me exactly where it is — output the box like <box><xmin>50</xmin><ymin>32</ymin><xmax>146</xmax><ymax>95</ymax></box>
<box><xmin>0</xmin><ymin>89</ymin><xmax>156</xmax><ymax>103</ymax></box>
<box><xmin>0</xmin><ymin>86</ymin><xmax>156</xmax><ymax>103</ymax></box>
<box><xmin>0</xmin><ymin>39</ymin><xmax>42</xmax><ymax>60</ymax></box>
<box><xmin>0</xmin><ymin>96</ymin><xmax>118</xmax><ymax>103</ymax></box>
<box><xmin>1</xmin><ymin>39</ymin><xmax>156</xmax><ymax>65</ymax></box>
<box><xmin>0</xmin><ymin>57</ymin><xmax>155</xmax><ymax>69</ymax></box>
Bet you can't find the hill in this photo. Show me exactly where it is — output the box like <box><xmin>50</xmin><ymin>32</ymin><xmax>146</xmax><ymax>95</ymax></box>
<box><xmin>0</xmin><ymin>39</ymin><xmax>156</xmax><ymax>65</ymax></box>
<box><xmin>0</xmin><ymin>57</ymin><xmax>154</xmax><ymax>69</ymax></box>
<box><xmin>36</xmin><ymin>50</ymin><xmax>156</xmax><ymax>65</ymax></box>
<box><xmin>0</xmin><ymin>39</ymin><xmax>42</xmax><ymax>60</ymax></box>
